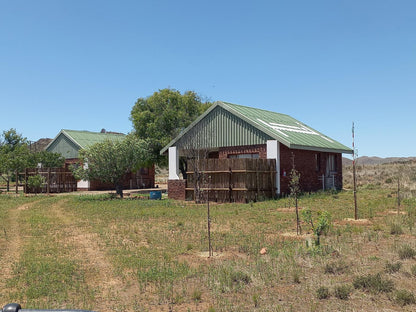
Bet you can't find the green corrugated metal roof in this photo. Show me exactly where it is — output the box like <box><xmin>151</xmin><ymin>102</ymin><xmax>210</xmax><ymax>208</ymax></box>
<box><xmin>46</xmin><ymin>130</ymin><xmax>125</xmax><ymax>159</ymax></box>
<box><xmin>61</xmin><ymin>130</ymin><xmax>125</xmax><ymax>149</ymax></box>
<box><xmin>161</xmin><ymin>101</ymin><xmax>352</xmax><ymax>154</ymax></box>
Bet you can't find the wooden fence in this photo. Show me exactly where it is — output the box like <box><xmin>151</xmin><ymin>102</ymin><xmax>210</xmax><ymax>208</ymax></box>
<box><xmin>186</xmin><ymin>158</ymin><xmax>276</xmax><ymax>203</ymax></box>
<box><xmin>24</xmin><ymin>168</ymin><xmax>77</xmax><ymax>194</ymax></box>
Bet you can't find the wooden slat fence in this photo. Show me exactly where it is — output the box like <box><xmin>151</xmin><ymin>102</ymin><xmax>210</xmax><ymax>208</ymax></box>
<box><xmin>186</xmin><ymin>158</ymin><xmax>276</xmax><ymax>203</ymax></box>
<box><xmin>24</xmin><ymin>168</ymin><xmax>77</xmax><ymax>194</ymax></box>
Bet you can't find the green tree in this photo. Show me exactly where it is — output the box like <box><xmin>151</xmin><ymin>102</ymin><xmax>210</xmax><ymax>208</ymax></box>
<box><xmin>31</xmin><ymin>150</ymin><xmax>65</xmax><ymax>168</ymax></box>
<box><xmin>130</xmin><ymin>88</ymin><xmax>211</xmax><ymax>171</ymax></box>
<box><xmin>0</xmin><ymin>129</ymin><xmax>30</xmax><ymax>192</ymax></box>
<box><xmin>27</xmin><ymin>174</ymin><xmax>46</xmax><ymax>195</ymax></box>
<box><xmin>72</xmin><ymin>135</ymin><xmax>153</xmax><ymax>198</ymax></box>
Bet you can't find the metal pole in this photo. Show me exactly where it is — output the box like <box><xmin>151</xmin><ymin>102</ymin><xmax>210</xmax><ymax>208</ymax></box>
<box><xmin>353</xmin><ymin>122</ymin><xmax>358</xmax><ymax>220</ymax></box>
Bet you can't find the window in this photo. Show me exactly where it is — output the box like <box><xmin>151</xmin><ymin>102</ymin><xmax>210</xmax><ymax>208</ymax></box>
<box><xmin>315</xmin><ymin>153</ymin><xmax>321</xmax><ymax>171</ymax></box>
<box><xmin>327</xmin><ymin>154</ymin><xmax>337</xmax><ymax>173</ymax></box>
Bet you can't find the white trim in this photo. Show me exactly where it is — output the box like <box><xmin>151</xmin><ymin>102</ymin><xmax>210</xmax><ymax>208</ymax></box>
<box><xmin>168</xmin><ymin>146</ymin><xmax>180</xmax><ymax>180</ymax></box>
<box><xmin>267</xmin><ymin>140</ymin><xmax>280</xmax><ymax>195</ymax></box>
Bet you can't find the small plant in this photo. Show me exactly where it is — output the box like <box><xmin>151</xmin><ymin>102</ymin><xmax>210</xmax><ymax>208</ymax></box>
<box><xmin>186</xmin><ymin>243</ymin><xmax>193</xmax><ymax>251</ymax></box>
<box><xmin>334</xmin><ymin>284</ymin><xmax>351</xmax><ymax>300</ymax></box>
<box><xmin>292</xmin><ymin>270</ymin><xmax>301</xmax><ymax>284</ymax></box>
<box><xmin>353</xmin><ymin>273</ymin><xmax>395</xmax><ymax>293</ymax></box>
<box><xmin>398</xmin><ymin>244</ymin><xmax>416</xmax><ymax>259</ymax></box>
<box><xmin>301</xmin><ymin>208</ymin><xmax>331</xmax><ymax>246</ymax></box>
<box><xmin>191</xmin><ymin>289</ymin><xmax>202</xmax><ymax>302</ymax></box>
<box><xmin>324</xmin><ymin>259</ymin><xmax>349</xmax><ymax>275</ymax></box>
<box><xmin>207</xmin><ymin>307</ymin><xmax>216</xmax><ymax>312</ymax></box>
<box><xmin>252</xmin><ymin>294</ymin><xmax>259</xmax><ymax>308</ymax></box>
<box><xmin>411</xmin><ymin>265</ymin><xmax>416</xmax><ymax>276</ymax></box>
<box><xmin>394</xmin><ymin>289</ymin><xmax>416</xmax><ymax>306</ymax></box>
<box><xmin>390</xmin><ymin>223</ymin><xmax>404</xmax><ymax>235</ymax></box>
<box><xmin>385</xmin><ymin>261</ymin><xmax>402</xmax><ymax>274</ymax></box>
<box><xmin>316</xmin><ymin>286</ymin><xmax>330</xmax><ymax>299</ymax></box>
<box><xmin>27</xmin><ymin>174</ymin><xmax>45</xmax><ymax>194</ymax></box>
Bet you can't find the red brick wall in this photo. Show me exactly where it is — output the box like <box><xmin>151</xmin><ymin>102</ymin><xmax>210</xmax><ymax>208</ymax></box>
<box><xmin>215</xmin><ymin>143</ymin><xmax>343</xmax><ymax>195</ymax></box>
<box><xmin>168</xmin><ymin>179</ymin><xmax>186</xmax><ymax>200</ymax></box>
<box><xmin>219</xmin><ymin>144</ymin><xmax>267</xmax><ymax>159</ymax></box>
<box><xmin>279</xmin><ymin>145</ymin><xmax>343</xmax><ymax>195</ymax></box>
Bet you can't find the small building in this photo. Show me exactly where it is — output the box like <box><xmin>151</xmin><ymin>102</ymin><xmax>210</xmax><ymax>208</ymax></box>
<box><xmin>161</xmin><ymin>102</ymin><xmax>352</xmax><ymax>201</ymax></box>
<box><xmin>46</xmin><ymin>129</ymin><xmax>155</xmax><ymax>191</ymax></box>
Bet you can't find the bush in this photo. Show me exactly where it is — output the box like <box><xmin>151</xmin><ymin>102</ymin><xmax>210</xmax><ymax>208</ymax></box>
<box><xmin>334</xmin><ymin>285</ymin><xmax>351</xmax><ymax>300</ymax></box>
<box><xmin>353</xmin><ymin>273</ymin><xmax>395</xmax><ymax>293</ymax></box>
<box><xmin>316</xmin><ymin>286</ymin><xmax>330</xmax><ymax>299</ymax></box>
<box><xmin>394</xmin><ymin>289</ymin><xmax>416</xmax><ymax>306</ymax></box>
<box><xmin>398</xmin><ymin>245</ymin><xmax>416</xmax><ymax>259</ymax></box>
<box><xmin>385</xmin><ymin>261</ymin><xmax>402</xmax><ymax>274</ymax></box>
<box><xmin>390</xmin><ymin>223</ymin><xmax>404</xmax><ymax>235</ymax></box>
<box><xmin>324</xmin><ymin>260</ymin><xmax>349</xmax><ymax>275</ymax></box>
<box><xmin>191</xmin><ymin>289</ymin><xmax>202</xmax><ymax>302</ymax></box>
<box><xmin>411</xmin><ymin>265</ymin><xmax>416</xmax><ymax>276</ymax></box>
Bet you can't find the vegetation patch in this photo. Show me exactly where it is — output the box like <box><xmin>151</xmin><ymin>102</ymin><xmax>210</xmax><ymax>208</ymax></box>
<box><xmin>353</xmin><ymin>273</ymin><xmax>395</xmax><ymax>293</ymax></box>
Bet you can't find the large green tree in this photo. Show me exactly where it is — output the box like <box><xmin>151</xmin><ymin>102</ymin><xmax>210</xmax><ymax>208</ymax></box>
<box><xmin>0</xmin><ymin>129</ymin><xmax>30</xmax><ymax>191</ymax></box>
<box><xmin>130</xmin><ymin>88</ymin><xmax>211</xmax><ymax>167</ymax></box>
<box><xmin>72</xmin><ymin>135</ymin><xmax>153</xmax><ymax>198</ymax></box>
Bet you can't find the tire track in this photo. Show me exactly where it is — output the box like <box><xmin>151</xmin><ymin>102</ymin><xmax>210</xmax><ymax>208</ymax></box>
<box><xmin>48</xmin><ymin>199</ymin><xmax>140</xmax><ymax>311</ymax></box>
<box><xmin>0</xmin><ymin>201</ymin><xmax>37</xmax><ymax>293</ymax></box>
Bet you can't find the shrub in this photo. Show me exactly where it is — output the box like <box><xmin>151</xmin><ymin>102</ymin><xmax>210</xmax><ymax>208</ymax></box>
<box><xmin>334</xmin><ymin>284</ymin><xmax>351</xmax><ymax>300</ymax></box>
<box><xmin>385</xmin><ymin>261</ymin><xmax>402</xmax><ymax>274</ymax></box>
<box><xmin>411</xmin><ymin>265</ymin><xmax>416</xmax><ymax>276</ymax></box>
<box><xmin>390</xmin><ymin>223</ymin><xmax>403</xmax><ymax>235</ymax></box>
<box><xmin>398</xmin><ymin>245</ymin><xmax>416</xmax><ymax>259</ymax></box>
<box><xmin>394</xmin><ymin>289</ymin><xmax>416</xmax><ymax>306</ymax></box>
<box><xmin>316</xmin><ymin>286</ymin><xmax>330</xmax><ymax>299</ymax></box>
<box><xmin>324</xmin><ymin>260</ymin><xmax>349</xmax><ymax>275</ymax></box>
<box><xmin>353</xmin><ymin>273</ymin><xmax>395</xmax><ymax>293</ymax></box>
<box><xmin>191</xmin><ymin>289</ymin><xmax>202</xmax><ymax>302</ymax></box>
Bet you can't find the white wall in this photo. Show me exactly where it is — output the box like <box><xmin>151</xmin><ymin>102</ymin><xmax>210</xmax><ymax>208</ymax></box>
<box><xmin>267</xmin><ymin>140</ymin><xmax>280</xmax><ymax>195</ymax></box>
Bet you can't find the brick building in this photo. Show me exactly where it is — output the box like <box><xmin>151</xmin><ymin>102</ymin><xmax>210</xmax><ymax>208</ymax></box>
<box><xmin>46</xmin><ymin>129</ymin><xmax>155</xmax><ymax>191</ymax></box>
<box><xmin>161</xmin><ymin>101</ymin><xmax>352</xmax><ymax>201</ymax></box>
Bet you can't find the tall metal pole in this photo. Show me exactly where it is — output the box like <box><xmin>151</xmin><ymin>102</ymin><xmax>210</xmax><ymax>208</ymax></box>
<box><xmin>352</xmin><ymin>122</ymin><xmax>358</xmax><ymax>220</ymax></box>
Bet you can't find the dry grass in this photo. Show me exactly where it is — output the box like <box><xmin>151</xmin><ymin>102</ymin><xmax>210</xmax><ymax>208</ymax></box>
<box><xmin>0</xmin><ymin>163</ymin><xmax>415</xmax><ymax>311</ymax></box>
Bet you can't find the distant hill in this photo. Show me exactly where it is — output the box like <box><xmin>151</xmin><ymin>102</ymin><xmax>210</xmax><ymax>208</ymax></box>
<box><xmin>343</xmin><ymin>156</ymin><xmax>416</xmax><ymax>166</ymax></box>
<box><xmin>29</xmin><ymin>138</ymin><xmax>52</xmax><ymax>152</ymax></box>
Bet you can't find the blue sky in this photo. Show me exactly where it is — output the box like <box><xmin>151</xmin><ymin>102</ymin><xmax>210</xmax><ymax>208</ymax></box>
<box><xmin>1</xmin><ymin>0</ymin><xmax>415</xmax><ymax>157</ymax></box>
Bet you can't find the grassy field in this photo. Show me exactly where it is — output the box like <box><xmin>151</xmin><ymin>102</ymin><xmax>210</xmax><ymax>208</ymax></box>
<box><xmin>1</xmin><ymin>167</ymin><xmax>416</xmax><ymax>311</ymax></box>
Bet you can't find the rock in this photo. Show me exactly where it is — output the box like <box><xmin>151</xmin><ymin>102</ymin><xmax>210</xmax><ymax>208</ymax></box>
<box><xmin>260</xmin><ymin>247</ymin><xmax>267</xmax><ymax>255</ymax></box>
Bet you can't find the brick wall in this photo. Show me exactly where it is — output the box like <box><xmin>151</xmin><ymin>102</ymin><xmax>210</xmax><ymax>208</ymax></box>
<box><xmin>168</xmin><ymin>179</ymin><xmax>186</xmax><ymax>200</ymax></box>
<box><xmin>219</xmin><ymin>144</ymin><xmax>267</xmax><ymax>159</ymax></box>
<box><xmin>216</xmin><ymin>143</ymin><xmax>343</xmax><ymax>195</ymax></box>
<box><xmin>279</xmin><ymin>145</ymin><xmax>343</xmax><ymax>195</ymax></box>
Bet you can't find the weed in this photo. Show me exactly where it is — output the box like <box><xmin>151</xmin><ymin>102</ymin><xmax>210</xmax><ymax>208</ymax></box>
<box><xmin>411</xmin><ymin>265</ymin><xmax>416</xmax><ymax>276</ymax></box>
<box><xmin>252</xmin><ymin>294</ymin><xmax>259</xmax><ymax>308</ymax></box>
<box><xmin>191</xmin><ymin>289</ymin><xmax>202</xmax><ymax>302</ymax></box>
<box><xmin>398</xmin><ymin>244</ymin><xmax>416</xmax><ymax>259</ymax></box>
<box><xmin>292</xmin><ymin>270</ymin><xmax>301</xmax><ymax>284</ymax></box>
<box><xmin>394</xmin><ymin>289</ymin><xmax>416</xmax><ymax>306</ymax></box>
<box><xmin>334</xmin><ymin>284</ymin><xmax>351</xmax><ymax>300</ymax></box>
<box><xmin>385</xmin><ymin>261</ymin><xmax>402</xmax><ymax>274</ymax></box>
<box><xmin>353</xmin><ymin>273</ymin><xmax>395</xmax><ymax>293</ymax></box>
<box><xmin>324</xmin><ymin>259</ymin><xmax>349</xmax><ymax>275</ymax></box>
<box><xmin>390</xmin><ymin>223</ymin><xmax>403</xmax><ymax>235</ymax></box>
<box><xmin>316</xmin><ymin>286</ymin><xmax>330</xmax><ymax>299</ymax></box>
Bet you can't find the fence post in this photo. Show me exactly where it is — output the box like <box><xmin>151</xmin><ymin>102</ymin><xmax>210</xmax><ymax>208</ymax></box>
<box><xmin>15</xmin><ymin>170</ymin><xmax>19</xmax><ymax>194</ymax></box>
<box><xmin>47</xmin><ymin>168</ymin><xmax>51</xmax><ymax>194</ymax></box>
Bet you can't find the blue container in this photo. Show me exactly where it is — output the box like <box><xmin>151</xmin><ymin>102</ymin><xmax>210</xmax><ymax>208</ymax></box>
<box><xmin>149</xmin><ymin>191</ymin><xmax>162</xmax><ymax>200</ymax></box>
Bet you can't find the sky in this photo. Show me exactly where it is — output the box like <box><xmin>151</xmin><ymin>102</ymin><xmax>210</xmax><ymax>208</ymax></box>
<box><xmin>1</xmin><ymin>0</ymin><xmax>415</xmax><ymax>158</ymax></box>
